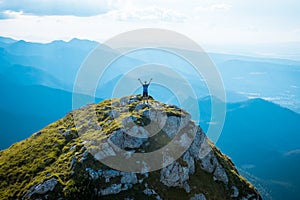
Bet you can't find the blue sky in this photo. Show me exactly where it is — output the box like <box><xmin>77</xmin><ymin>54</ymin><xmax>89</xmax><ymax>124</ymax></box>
<box><xmin>0</xmin><ymin>0</ymin><xmax>299</xmax><ymax>57</ymax></box>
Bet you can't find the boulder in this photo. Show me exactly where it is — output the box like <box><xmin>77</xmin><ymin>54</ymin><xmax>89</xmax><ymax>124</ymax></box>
<box><xmin>23</xmin><ymin>178</ymin><xmax>57</xmax><ymax>198</ymax></box>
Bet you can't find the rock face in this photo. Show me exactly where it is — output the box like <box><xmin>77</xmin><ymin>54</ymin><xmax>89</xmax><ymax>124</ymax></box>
<box><xmin>0</xmin><ymin>95</ymin><xmax>262</xmax><ymax>200</ymax></box>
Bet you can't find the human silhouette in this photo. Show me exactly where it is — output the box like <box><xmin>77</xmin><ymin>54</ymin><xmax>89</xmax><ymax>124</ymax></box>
<box><xmin>138</xmin><ymin>78</ymin><xmax>152</xmax><ymax>103</ymax></box>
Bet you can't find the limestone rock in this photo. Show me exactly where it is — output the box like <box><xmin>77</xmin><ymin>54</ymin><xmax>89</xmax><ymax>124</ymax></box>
<box><xmin>100</xmin><ymin>184</ymin><xmax>122</xmax><ymax>196</ymax></box>
<box><xmin>109</xmin><ymin>129</ymin><xmax>146</xmax><ymax>149</ymax></box>
<box><xmin>190</xmin><ymin>193</ymin><xmax>206</xmax><ymax>200</ymax></box>
<box><xmin>160</xmin><ymin>161</ymin><xmax>189</xmax><ymax>188</ymax></box>
<box><xmin>162</xmin><ymin>116</ymin><xmax>180</xmax><ymax>138</ymax></box>
<box><xmin>120</xmin><ymin>172</ymin><xmax>138</xmax><ymax>185</ymax></box>
<box><xmin>213</xmin><ymin>165</ymin><xmax>229</xmax><ymax>185</ymax></box>
<box><xmin>86</xmin><ymin>168</ymin><xmax>99</xmax><ymax>180</ymax></box>
<box><xmin>120</xmin><ymin>97</ymin><xmax>129</xmax><ymax>106</ymax></box>
<box><xmin>231</xmin><ymin>186</ymin><xmax>239</xmax><ymax>198</ymax></box>
<box><xmin>23</xmin><ymin>178</ymin><xmax>57</xmax><ymax>199</ymax></box>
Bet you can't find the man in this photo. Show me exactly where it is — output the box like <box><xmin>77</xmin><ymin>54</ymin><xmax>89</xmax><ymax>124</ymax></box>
<box><xmin>138</xmin><ymin>78</ymin><xmax>152</xmax><ymax>103</ymax></box>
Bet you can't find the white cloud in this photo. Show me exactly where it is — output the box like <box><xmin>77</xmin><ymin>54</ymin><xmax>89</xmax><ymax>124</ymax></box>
<box><xmin>0</xmin><ymin>0</ymin><xmax>300</xmax><ymax>52</ymax></box>
<box><xmin>0</xmin><ymin>0</ymin><xmax>112</xmax><ymax>17</ymax></box>
<box><xmin>103</xmin><ymin>5</ymin><xmax>187</xmax><ymax>23</ymax></box>
<box><xmin>0</xmin><ymin>0</ymin><xmax>187</xmax><ymax>23</ymax></box>
<box><xmin>211</xmin><ymin>3</ymin><xmax>232</xmax><ymax>11</ymax></box>
<box><xmin>0</xmin><ymin>10</ymin><xmax>23</xmax><ymax>19</ymax></box>
<box><xmin>194</xmin><ymin>3</ymin><xmax>232</xmax><ymax>12</ymax></box>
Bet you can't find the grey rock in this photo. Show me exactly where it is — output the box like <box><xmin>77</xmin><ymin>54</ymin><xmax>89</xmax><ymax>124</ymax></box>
<box><xmin>143</xmin><ymin>188</ymin><xmax>157</xmax><ymax>195</ymax></box>
<box><xmin>70</xmin><ymin>157</ymin><xmax>77</xmax><ymax>169</ymax></box>
<box><xmin>69</xmin><ymin>145</ymin><xmax>77</xmax><ymax>152</ymax></box>
<box><xmin>86</xmin><ymin>168</ymin><xmax>99</xmax><ymax>180</ymax></box>
<box><xmin>231</xmin><ymin>186</ymin><xmax>239</xmax><ymax>198</ymax></box>
<box><xmin>122</xmin><ymin>116</ymin><xmax>136</xmax><ymax>128</ymax></box>
<box><xmin>103</xmin><ymin>169</ymin><xmax>120</xmax><ymax>183</ymax></box>
<box><xmin>109</xmin><ymin>109</ymin><xmax>120</xmax><ymax>119</ymax></box>
<box><xmin>160</xmin><ymin>161</ymin><xmax>189</xmax><ymax>188</ymax></box>
<box><xmin>120</xmin><ymin>172</ymin><xmax>138</xmax><ymax>185</ymax></box>
<box><xmin>143</xmin><ymin>109</ymin><xmax>167</xmax><ymax>137</ymax></box>
<box><xmin>181</xmin><ymin>113</ymin><xmax>191</xmax><ymax>129</ymax></box>
<box><xmin>162</xmin><ymin>151</ymin><xmax>176</xmax><ymax>167</ymax></box>
<box><xmin>142</xmin><ymin>109</ymin><xmax>150</xmax><ymax>118</ymax></box>
<box><xmin>87</xmin><ymin>119</ymin><xmax>101</xmax><ymax>130</ymax></box>
<box><xmin>126</xmin><ymin>126</ymin><xmax>149</xmax><ymax>139</ymax></box>
<box><xmin>183</xmin><ymin>151</ymin><xmax>195</xmax><ymax>175</ymax></box>
<box><xmin>124</xmin><ymin>150</ymin><xmax>135</xmax><ymax>159</ymax></box>
<box><xmin>23</xmin><ymin>178</ymin><xmax>57</xmax><ymax>199</ymax></box>
<box><xmin>122</xmin><ymin>183</ymin><xmax>133</xmax><ymax>190</ymax></box>
<box><xmin>33</xmin><ymin>132</ymin><xmax>42</xmax><ymax>138</ymax></box>
<box><xmin>97</xmin><ymin>169</ymin><xmax>103</xmax><ymax>175</ymax></box>
<box><xmin>189</xmin><ymin>128</ymin><xmax>206</xmax><ymax>160</ymax></box>
<box><xmin>63</xmin><ymin>130</ymin><xmax>72</xmax><ymax>137</ymax></box>
<box><xmin>121</xmin><ymin>134</ymin><xmax>145</xmax><ymax>149</ymax></box>
<box><xmin>138</xmin><ymin>127</ymin><xmax>149</xmax><ymax>138</ymax></box>
<box><xmin>141</xmin><ymin>161</ymin><xmax>149</xmax><ymax>174</ymax></box>
<box><xmin>197</xmin><ymin>137</ymin><xmax>212</xmax><ymax>160</ymax></box>
<box><xmin>94</xmin><ymin>142</ymin><xmax>116</xmax><ymax>160</ymax></box>
<box><xmin>111</xmin><ymin>100</ymin><xmax>120</xmax><ymax>107</ymax></box>
<box><xmin>135</xmin><ymin>103</ymin><xmax>148</xmax><ymax>112</ymax></box>
<box><xmin>100</xmin><ymin>184</ymin><xmax>122</xmax><ymax>196</ymax></box>
<box><xmin>162</xmin><ymin>116</ymin><xmax>180</xmax><ymax>138</ymax></box>
<box><xmin>129</xmin><ymin>95</ymin><xmax>140</xmax><ymax>103</ymax></box>
<box><xmin>156</xmin><ymin>196</ymin><xmax>163</xmax><ymax>200</ymax></box>
<box><xmin>109</xmin><ymin>129</ymin><xmax>146</xmax><ymax>149</ymax></box>
<box><xmin>241</xmin><ymin>193</ymin><xmax>257</xmax><ymax>200</ymax></box>
<box><xmin>120</xmin><ymin>97</ymin><xmax>129</xmax><ymax>106</ymax></box>
<box><xmin>183</xmin><ymin>181</ymin><xmax>191</xmax><ymax>193</ymax></box>
<box><xmin>190</xmin><ymin>193</ymin><xmax>206</xmax><ymax>200</ymax></box>
<box><xmin>162</xmin><ymin>114</ymin><xmax>191</xmax><ymax>139</ymax></box>
<box><xmin>199</xmin><ymin>151</ymin><xmax>218</xmax><ymax>174</ymax></box>
<box><xmin>80</xmin><ymin>150</ymin><xmax>89</xmax><ymax>163</ymax></box>
<box><xmin>213</xmin><ymin>165</ymin><xmax>228</xmax><ymax>185</ymax></box>
<box><xmin>174</xmin><ymin>132</ymin><xmax>193</xmax><ymax>148</ymax></box>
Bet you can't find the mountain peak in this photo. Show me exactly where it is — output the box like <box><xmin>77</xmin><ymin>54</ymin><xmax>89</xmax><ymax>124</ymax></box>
<box><xmin>0</xmin><ymin>95</ymin><xmax>261</xmax><ymax>199</ymax></box>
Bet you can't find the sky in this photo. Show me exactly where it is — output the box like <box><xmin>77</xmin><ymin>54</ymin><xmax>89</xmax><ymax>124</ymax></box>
<box><xmin>0</xmin><ymin>0</ymin><xmax>299</xmax><ymax>57</ymax></box>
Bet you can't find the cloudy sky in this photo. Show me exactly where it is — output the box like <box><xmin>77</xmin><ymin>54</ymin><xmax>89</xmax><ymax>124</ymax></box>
<box><xmin>0</xmin><ymin>0</ymin><xmax>299</xmax><ymax>56</ymax></box>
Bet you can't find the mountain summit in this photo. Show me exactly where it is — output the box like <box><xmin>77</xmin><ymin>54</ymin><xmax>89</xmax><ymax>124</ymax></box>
<box><xmin>0</xmin><ymin>95</ymin><xmax>261</xmax><ymax>199</ymax></box>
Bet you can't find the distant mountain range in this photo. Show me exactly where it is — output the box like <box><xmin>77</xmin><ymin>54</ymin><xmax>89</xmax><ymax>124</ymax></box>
<box><xmin>1</xmin><ymin>36</ymin><xmax>299</xmax><ymax>112</ymax></box>
<box><xmin>0</xmin><ymin>74</ymin><xmax>102</xmax><ymax>150</ymax></box>
<box><xmin>0</xmin><ymin>37</ymin><xmax>98</xmax><ymax>90</ymax></box>
<box><xmin>0</xmin><ymin>36</ymin><xmax>299</xmax><ymax>199</ymax></box>
<box><xmin>216</xmin><ymin>98</ymin><xmax>300</xmax><ymax>200</ymax></box>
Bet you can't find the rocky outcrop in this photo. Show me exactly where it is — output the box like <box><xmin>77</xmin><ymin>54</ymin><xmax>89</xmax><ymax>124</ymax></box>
<box><xmin>0</xmin><ymin>95</ymin><xmax>262</xmax><ymax>200</ymax></box>
<box><xmin>22</xmin><ymin>178</ymin><xmax>58</xmax><ymax>199</ymax></box>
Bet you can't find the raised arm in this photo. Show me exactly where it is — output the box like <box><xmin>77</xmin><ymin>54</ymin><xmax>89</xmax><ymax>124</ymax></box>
<box><xmin>138</xmin><ymin>78</ymin><xmax>143</xmax><ymax>85</ymax></box>
<box><xmin>148</xmin><ymin>78</ymin><xmax>153</xmax><ymax>84</ymax></box>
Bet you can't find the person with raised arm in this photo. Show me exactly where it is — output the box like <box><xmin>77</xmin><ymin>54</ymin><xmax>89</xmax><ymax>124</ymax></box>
<box><xmin>138</xmin><ymin>78</ymin><xmax>152</xmax><ymax>103</ymax></box>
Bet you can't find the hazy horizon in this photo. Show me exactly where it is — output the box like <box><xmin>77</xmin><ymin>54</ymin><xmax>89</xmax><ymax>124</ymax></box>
<box><xmin>1</xmin><ymin>0</ymin><xmax>300</xmax><ymax>60</ymax></box>
<box><xmin>2</xmin><ymin>35</ymin><xmax>300</xmax><ymax>61</ymax></box>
